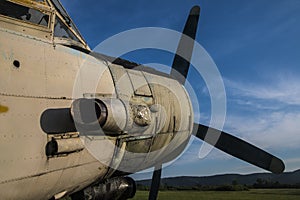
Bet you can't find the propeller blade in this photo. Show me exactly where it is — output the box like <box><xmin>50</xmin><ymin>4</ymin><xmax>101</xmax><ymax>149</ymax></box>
<box><xmin>148</xmin><ymin>164</ymin><xmax>162</xmax><ymax>200</ymax></box>
<box><xmin>170</xmin><ymin>5</ymin><xmax>200</xmax><ymax>85</ymax></box>
<box><xmin>193</xmin><ymin>123</ymin><xmax>285</xmax><ymax>174</ymax></box>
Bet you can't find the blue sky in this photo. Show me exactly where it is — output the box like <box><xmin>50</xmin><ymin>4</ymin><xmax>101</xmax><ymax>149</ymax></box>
<box><xmin>60</xmin><ymin>0</ymin><xmax>300</xmax><ymax>178</ymax></box>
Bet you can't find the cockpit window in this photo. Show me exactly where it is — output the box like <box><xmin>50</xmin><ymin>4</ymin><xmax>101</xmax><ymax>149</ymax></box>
<box><xmin>0</xmin><ymin>0</ymin><xmax>49</xmax><ymax>27</ymax></box>
<box><xmin>0</xmin><ymin>0</ymin><xmax>89</xmax><ymax>50</ymax></box>
<box><xmin>54</xmin><ymin>17</ymin><xmax>79</xmax><ymax>42</ymax></box>
<box><xmin>51</xmin><ymin>0</ymin><xmax>83</xmax><ymax>40</ymax></box>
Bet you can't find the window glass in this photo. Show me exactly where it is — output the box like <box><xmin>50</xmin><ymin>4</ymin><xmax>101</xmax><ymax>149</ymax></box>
<box><xmin>0</xmin><ymin>0</ymin><xmax>49</xmax><ymax>27</ymax></box>
<box><xmin>51</xmin><ymin>0</ymin><xmax>82</xmax><ymax>38</ymax></box>
<box><xmin>54</xmin><ymin>17</ymin><xmax>79</xmax><ymax>42</ymax></box>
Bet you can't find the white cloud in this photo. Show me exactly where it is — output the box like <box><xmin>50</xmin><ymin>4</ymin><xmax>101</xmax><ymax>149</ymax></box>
<box><xmin>221</xmin><ymin>75</ymin><xmax>300</xmax><ymax>150</ymax></box>
<box><xmin>225</xmin><ymin>110</ymin><xmax>300</xmax><ymax>150</ymax></box>
<box><xmin>231</xmin><ymin>99</ymin><xmax>281</xmax><ymax>111</ymax></box>
<box><xmin>177</xmin><ymin>75</ymin><xmax>300</xmax><ymax>170</ymax></box>
<box><xmin>225</xmin><ymin>77</ymin><xmax>300</xmax><ymax>106</ymax></box>
<box><xmin>285</xmin><ymin>157</ymin><xmax>300</xmax><ymax>165</ymax></box>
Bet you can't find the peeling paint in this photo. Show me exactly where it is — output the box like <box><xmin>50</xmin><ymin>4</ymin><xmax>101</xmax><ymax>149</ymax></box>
<box><xmin>0</xmin><ymin>104</ymin><xmax>9</xmax><ymax>113</ymax></box>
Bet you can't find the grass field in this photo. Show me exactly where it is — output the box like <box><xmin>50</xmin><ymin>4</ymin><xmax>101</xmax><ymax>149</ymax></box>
<box><xmin>132</xmin><ymin>189</ymin><xmax>300</xmax><ymax>200</ymax></box>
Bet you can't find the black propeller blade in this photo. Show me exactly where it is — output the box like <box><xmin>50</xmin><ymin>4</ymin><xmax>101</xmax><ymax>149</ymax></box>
<box><xmin>146</xmin><ymin>7</ymin><xmax>200</xmax><ymax>199</ymax></box>
<box><xmin>148</xmin><ymin>164</ymin><xmax>162</xmax><ymax>200</ymax></box>
<box><xmin>170</xmin><ymin>5</ymin><xmax>200</xmax><ymax>85</ymax></box>
<box><xmin>193</xmin><ymin>123</ymin><xmax>285</xmax><ymax>174</ymax></box>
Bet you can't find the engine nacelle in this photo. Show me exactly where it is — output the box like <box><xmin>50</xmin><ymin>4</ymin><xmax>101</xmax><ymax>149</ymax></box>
<box><xmin>40</xmin><ymin>63</ymin><xmax>194</xmax><ymax>173</ymax></box>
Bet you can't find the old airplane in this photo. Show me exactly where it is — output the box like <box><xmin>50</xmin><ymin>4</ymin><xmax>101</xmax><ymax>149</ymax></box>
<box><xmin>0</xmin><ymin>0</ymin><xmax>285</xmax><ymax>200</ymax></box>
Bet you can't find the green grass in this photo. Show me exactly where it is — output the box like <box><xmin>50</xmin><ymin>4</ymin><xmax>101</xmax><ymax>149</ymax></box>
<box><xmin>132</xmin><ymin>189</ymin><xmax>300</xmax><ymax>200</ymax></box>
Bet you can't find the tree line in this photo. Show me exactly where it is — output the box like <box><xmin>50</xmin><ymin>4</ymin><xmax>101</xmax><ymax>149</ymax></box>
<box><xmin>137</xmin><ymin>178</ymin><xmax>300</xmax><ymax>191</ymax></box>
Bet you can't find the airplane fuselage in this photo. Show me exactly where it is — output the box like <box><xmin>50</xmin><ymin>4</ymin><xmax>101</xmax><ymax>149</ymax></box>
<box><xmin>0</xmin><ymin>3</ymin><xmax>193</xmax><ymax>198</ymax></box>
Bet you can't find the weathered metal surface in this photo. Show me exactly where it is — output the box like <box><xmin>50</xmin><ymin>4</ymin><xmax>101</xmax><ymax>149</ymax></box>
<box><xmin>127</xmin><ymin>70</ymin><xmax>152</xmax><ymax>97</ymax></box>
<box><xmin>83</xmin><ymin>177</ymin><xmax>136</xmax><ymax>200</ymax></box>
<box><xmin>47</xmin><ymin>137</ymin><xmax>85</xmax><ymax>155</ymax></box>
<box><xmin>0</xmin><ymin>1</ymin><xmax>194</xmax><ymax>199</ymax></box>
<box><xmin>0</xmin><ymin>1</ymin><xmax>112</xmax><ymax>199</ymax></box>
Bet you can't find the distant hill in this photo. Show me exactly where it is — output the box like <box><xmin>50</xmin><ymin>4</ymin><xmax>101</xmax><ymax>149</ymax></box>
<box><xmin>137</xmin><ymin>169</ymin><xmax>300</xmax><ymax>187</ymax></box>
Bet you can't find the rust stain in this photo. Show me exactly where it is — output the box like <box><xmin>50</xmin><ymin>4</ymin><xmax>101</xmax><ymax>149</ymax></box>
<box><xmin>0</xmin><ymin>105</ymin><xmax>9</xmax><ymax>113</ymax></box>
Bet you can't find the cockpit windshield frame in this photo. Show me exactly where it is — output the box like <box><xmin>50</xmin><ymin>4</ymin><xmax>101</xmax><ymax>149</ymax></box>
<box><xmin>48</xmin><ymin>0</ymin><xmax>90</xmax><ymax>51</ymax></box>
<box><xmin>50</xmin><ymin>0</ymin><xmax>84</xmax><ymax>40</ymax></box>
<box><xmin>0</xmin><ymin>0</ymin><xmax>90</xmax><ymax>51</ymax></box>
